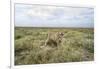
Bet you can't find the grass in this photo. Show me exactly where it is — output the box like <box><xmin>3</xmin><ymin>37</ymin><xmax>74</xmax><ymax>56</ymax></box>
<box><xmin>15</xmin><ymin>27</ymin><xmax>94</xmax><ymax>65</ymax></box>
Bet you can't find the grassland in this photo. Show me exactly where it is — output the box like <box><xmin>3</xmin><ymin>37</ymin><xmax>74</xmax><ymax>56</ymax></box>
<box><xmin>15</xmin><ymin>27</ymin><xmax>94</xmax><ymax>65</ymax></box>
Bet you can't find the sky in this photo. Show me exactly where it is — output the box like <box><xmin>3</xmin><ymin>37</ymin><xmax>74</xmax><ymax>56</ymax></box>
<box><xmin>15</xmin><ymin>4</ymin><xmax>94</xmax><ymax>28</ymax></box>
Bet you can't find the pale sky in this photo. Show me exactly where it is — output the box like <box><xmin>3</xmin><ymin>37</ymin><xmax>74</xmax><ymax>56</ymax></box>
<box><xmin>15</xmin><ymin>4</ymin><xmax>94</xmax><ymax>28</ymax></box>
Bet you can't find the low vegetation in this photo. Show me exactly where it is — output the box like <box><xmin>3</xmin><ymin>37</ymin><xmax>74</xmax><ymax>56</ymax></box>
<box><xmin>15</xmin><ymin>27</ymin><xmax>94</xmax><ymax>65</ymax></box>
